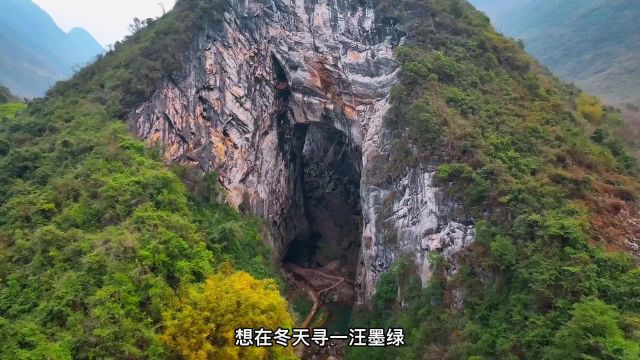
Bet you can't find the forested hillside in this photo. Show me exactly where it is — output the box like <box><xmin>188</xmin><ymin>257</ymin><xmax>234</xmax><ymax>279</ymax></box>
<box><xmin>0</xmin><ymin>0</ymin><xmax>639</xmax><ymax>359</ymax></box>
<box><xmin>0</xmin><ymin>86</ymin><xmax>25</xmax><ymax>123</ymax></box>
<box><xmin>0</xmin><ymin>0</ymin><xmax>104</xmax><ymax>98</ymax></box>
<box><xmin>0</xmin><ymin>1</ymin><xmax>294</xmax><ymax>359</ymax></box>
<box><xmin>349</xmin><ymin>0</ymin><xmax>640</xmax><ymax>359</ymax></box>
<box><xmin>470</xmin><ymin>0</ymin><xmax>640</xmax><ymax>107</ymax></box>
<box><xmin>469</xmin><ymin>0</ymin><xmax>640</xmax><ymax>182</ymax></box>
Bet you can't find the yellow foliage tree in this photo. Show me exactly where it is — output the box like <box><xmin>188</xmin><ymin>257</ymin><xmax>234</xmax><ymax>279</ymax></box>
<box><xmin>161</xmin><ymin>271</ymin><xmax>296</xmax><ymax>360</ymax></box>
<box><xmin>577</xmin><ymin>92</ymin><xmax>604</xmax><ymax>123</ymax></box>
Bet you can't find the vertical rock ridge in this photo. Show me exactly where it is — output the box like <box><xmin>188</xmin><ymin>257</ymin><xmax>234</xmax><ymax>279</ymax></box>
<box><xmin>128</xmin><ymin>0</ymin><xmax>475</xmax><ymax>303</ymax></box>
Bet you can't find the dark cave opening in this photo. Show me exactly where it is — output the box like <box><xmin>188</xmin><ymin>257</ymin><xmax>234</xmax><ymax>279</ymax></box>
<box><xmin>271</xmin><ymin>54</ymin><xmax>363</xmax><ymax>341</ymax></box>
<box><xmin>284</xmin><ymin>123</ymin><xmax>363</xmax><ymax>282</ymax></box>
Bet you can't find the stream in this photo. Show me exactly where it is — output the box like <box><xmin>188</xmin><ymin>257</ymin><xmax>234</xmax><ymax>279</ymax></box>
<box><xmin>284</xmin><ymin>262</ymin><xmax>355</xmax><ymax>358</ymax></box>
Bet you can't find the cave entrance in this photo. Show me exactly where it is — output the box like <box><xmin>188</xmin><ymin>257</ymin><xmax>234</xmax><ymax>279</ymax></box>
<box><xmin>285</xmin><ymin>123</ymin><xmax>362</xmax><ymax>279</ymax></box>
<box><xmin>284</xmin><ymin>123</ymin><xmax>362</xmax><ymax>334</ymax></box>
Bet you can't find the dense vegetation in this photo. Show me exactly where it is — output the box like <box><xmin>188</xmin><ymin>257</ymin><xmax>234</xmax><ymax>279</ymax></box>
<box><xmin>0</xmin><ymin>103</ymin><xmax>26</xmax><ymax>125</ymax></box>
<box><xmin>0</xmin><ymin>86</ymin><xmax>25</xmax><ymax>126</ymax></box>
<box><xmin>161</xmin><ymin>271</ymin><xmax>295</xmax><ymax>359</ymax></box>
<box><xmin>0</xmin><ymin>1</ymin><xmax>293</xmax><ymax>359</ymax></box>
<box><xmin>349</xmin><ymin>0</ymin><xmax>640</xmax><ymax>359</ymax></box>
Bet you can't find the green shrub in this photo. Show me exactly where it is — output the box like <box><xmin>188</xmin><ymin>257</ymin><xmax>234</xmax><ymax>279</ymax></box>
<box><xmin>489</xmin><ymin>236</ymin><xmax>517</xmax><ymax>269</ymax></box>
<box><xmin>544</xmin><ymin>299</ymin><xmax>640</xmax><ymax>359</ymax></box>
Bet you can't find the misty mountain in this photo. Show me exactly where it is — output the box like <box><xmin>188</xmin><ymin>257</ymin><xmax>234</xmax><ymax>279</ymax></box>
<box><xmin>470</xmin><ymin>0</ymin><xmax>640</xmax><ymax>105</ymax></box>
<box><xmin>0</xmin><ymin>0</ymin><xmax>104</xmax><ymax>98</ymax></box>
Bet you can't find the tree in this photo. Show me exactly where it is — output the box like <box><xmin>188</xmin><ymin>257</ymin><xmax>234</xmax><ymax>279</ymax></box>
<box><xmin>161</xmin><ymin>271</ymin><xmax>295</xmax><ymax>360</ymax></box>
<box><xmin>489</xmin><ymin>235</ymin><xmax>517</xmax><ymax>270</ymax></box>
<box><xmin>544</xmin><ymin>299</ymin><xmax>640</xmax><ymax>359</ymax></box>
<box><xmin>128</xmin><ymin>17</ymin><xmax>153</xmax><ymax>35</ymax></box>
<box><xmin>577</xmin><ymin>92</ymin><xmax>604</xmax><ymax>123</ymax></box>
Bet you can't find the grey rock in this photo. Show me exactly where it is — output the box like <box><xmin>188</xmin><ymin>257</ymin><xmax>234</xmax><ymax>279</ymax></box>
<box><xmin>128</xmin><ymin>0</ymin><xmax>474</xmax><ymax>303</ymax></box>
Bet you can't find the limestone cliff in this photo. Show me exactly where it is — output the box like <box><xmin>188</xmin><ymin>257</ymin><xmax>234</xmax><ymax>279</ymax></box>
<box><xmin>128</xmin><ymin>0</ymin><xmax>474</xmax><ymax>303</ymax></box>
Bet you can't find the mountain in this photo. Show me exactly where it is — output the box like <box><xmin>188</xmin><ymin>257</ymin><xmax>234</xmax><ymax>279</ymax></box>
<box><xmin>2</xmin><ymin>0</ymin><xmax>640</xmax><ymax>359</ymax></box>
<box><xmin>0</xmin><ymin>0</ymin><xmax>104</xmax><ymax>98</ymax></box>
<box><xmin>470</xmin><ymin>0</ymin><xmax>640</xmax><ymax>106</ymax></box>
<box><xmin>0</xmin><ymin>86</ymin><xmax>21</xmax><ymax>104</ymax></box>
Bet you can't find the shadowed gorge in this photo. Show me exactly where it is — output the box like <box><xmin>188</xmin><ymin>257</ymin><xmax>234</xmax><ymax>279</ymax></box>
<box><xmin>285</xmin><ymin>124</ymin><xmax>362</xmax><ymax>278</ymax></box>
<box><xmin>283</xmin><ymin>123</ymin><xmax>362</xmax><ymax>359</ymax></box>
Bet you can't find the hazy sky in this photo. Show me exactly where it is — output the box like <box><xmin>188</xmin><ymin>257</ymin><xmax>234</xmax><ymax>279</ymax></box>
<box><xmin>32</xmin><ymin>0</ymin><xmax>176</xmax><ymax>47</ymax></box>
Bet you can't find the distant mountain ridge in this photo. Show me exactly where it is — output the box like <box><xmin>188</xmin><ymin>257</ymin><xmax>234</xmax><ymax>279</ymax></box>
<box><xmin>470</xmin><ymin>0</ymin><xmax>640</xmax><ymax>106</ymax></box>
<box><xmin>0</xmin><ymin>0</ymin><xmax>104</xmax><ymax>98</ymax></box>
<box><xmin>0</xmin><ymin>86</ymin><xmax>21</xmax><ymax>103</ymax></box>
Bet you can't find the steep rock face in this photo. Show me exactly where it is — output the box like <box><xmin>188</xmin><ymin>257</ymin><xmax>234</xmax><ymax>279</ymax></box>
<box><xmin>361</xmin><ymin>170</ymin><xmax>475</xmax><ymax>295</ymax></box>
<box><xmin>128</xmin><ymin>0</ymin><xmax>474</xmax><ymax>302</ymax></box>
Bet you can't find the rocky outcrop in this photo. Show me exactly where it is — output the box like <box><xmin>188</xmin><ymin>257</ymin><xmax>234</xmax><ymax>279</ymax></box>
<box><xmin>128</xmin><ymin>0</ymin><xmax>474</xmax><ymax>303</ymax></box>
<box><xmin>358</xmin><ymin>168</ymin><xmax>475</xmax><ymax>300</ymax></box>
